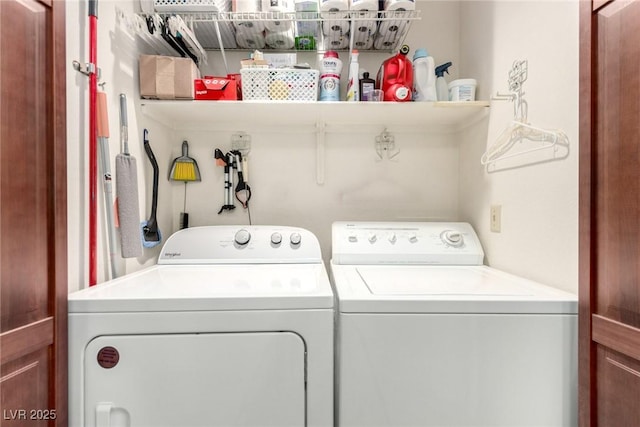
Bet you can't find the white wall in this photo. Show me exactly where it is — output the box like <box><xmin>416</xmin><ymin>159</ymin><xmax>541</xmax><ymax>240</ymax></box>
<box><xmin>66</xmin><ymin>1</ymin><xmax>579</xmax><ymax>294</ymax></box>
<box><xmin>66</xmin><ymin>0</ymin><xmax>463</xmax><ymax>292</ymax></box>
<box><xmin>458</xmin><ymin>0</ymin><xmax>579</xmax><ymax>293</ymax></box>
<box><xmin>67</xmin><ymin>0</ymin><xmax>170</xmax><ymax>291</ymax></box>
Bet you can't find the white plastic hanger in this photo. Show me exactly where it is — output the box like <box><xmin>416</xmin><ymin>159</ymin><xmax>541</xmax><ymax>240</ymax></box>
<box><xmin>481</xmin><ymin>120</ymin><xmax>568</xmax><ymax>165</ymax></box>
<box><xmin>482</xmin><ymin>60</ymin><xmax>569</xmax><ymax>167</ymax></box>
<box><xmin>166</xmin><ymin>15</ymin><xmax>208</xmax><ymax>65</ymax></box>
<box><xmin>131</xmin><ymin>13</ymin><xmax>176</xmax><ymax>56</ymax></box>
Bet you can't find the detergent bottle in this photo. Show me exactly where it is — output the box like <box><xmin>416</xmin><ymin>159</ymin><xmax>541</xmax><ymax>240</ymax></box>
<box><xmin>319</xmin><ymin>51</ymin><xmax>342</xmax><ymax>101</ymax></box>
<box><xmin>376</xmin><ymin>44</ymin><xmax>413</xmax><ymax>102</ymax></box>
<box><xmin>412</xmin><ymin>48</ymin><xmax>437</xmax><ymax>102</ymax></box>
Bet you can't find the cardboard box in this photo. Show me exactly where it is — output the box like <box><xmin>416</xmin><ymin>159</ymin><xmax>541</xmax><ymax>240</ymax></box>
<box><xmin>139</xmin><ymin>55</ymin><xmax>200</xmax><ymax>100</ymax></box>
<box><xmin>173</xmin><ymin>57</ymin><xmax>200</xmax><ymax>99</ymax></box>
<box><xmin>194</xmin><ymin>75</ymin><xmax>241</xmax><ymax>101</ymax></box>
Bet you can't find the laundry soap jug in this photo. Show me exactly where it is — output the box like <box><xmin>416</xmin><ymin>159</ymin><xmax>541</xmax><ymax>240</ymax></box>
<box><xmin>376</xmin><ymin>44</ymin><xmax>413</xmax><ymax>102</ymax></box>
<box><xmin>435</xmin><ymin>62</ymin><xmax>453</xmax><ymax>101</ymax></box>
<box><xmin>412</xmin><ymin>48</ymin><xmax>437</xmax><ymax>102</ymax></box>
<box><xmin>319</xmin><ymin>51</ymin><xmax>342</xmax><ymax>101</ymax></box>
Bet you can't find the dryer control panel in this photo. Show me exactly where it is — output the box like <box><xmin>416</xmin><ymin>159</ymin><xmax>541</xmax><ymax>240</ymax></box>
<box><xmin>331</xmin><ymin>221</ymin><xmax>484</xmax><ymax>265</ymax></box>
<box><xmin>159</xmin><ymin>226</ymin><xmax>322</xmax><ymax>264</ymax></box>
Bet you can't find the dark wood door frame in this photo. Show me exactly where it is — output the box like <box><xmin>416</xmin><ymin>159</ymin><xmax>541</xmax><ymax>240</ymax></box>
<box><xmin>0</xmin><ymin>0</ymin><xmax>68</xmax><ymax>425</ymax></box>
<box><xmin>580</xmin><ymin>0</ymin><xmax>640</xmax><ymax>425</ymax></box>
<box><xmin>578</xmin><ymin>0</ymin><xmax>595</xmax><ymax>423</ymax></box>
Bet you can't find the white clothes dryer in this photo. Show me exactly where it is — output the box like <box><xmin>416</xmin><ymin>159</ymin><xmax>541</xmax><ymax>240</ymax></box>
<box><xmin>69</xmin><ymin>226</ymin><xmax>334</xmax><ymax>427</ymax></box>
<box><xmin>330</xmin><ymin>221</ymin><xmax>577</xmax><ymax>427</ymax></box>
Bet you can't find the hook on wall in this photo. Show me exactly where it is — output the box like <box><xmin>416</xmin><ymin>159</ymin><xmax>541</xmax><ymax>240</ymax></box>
<box><xmin>375</xmin><ymin>129</ymin><xmax>400</xmax><ymax>160</ymax></box>
<box><xmin>231</xmin><ymin>132</ymin><xmax>251</xmax><ymax>157</ymax></box>
<box><xmin>491</xmin><ymin>59</ymin><xmax>529</xmax><ymax>122</ymax></box>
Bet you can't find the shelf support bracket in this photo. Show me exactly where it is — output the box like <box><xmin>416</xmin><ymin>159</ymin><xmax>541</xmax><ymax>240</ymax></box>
<box><xmin>316</xmin><ymin>121</ymin><xmax>325</xmax><ymax>185</ymax></box>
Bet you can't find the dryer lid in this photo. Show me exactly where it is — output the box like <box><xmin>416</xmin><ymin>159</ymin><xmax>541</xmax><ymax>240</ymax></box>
<box><xmin>69</xmin><ymin>264</ymin><xmax>333</xmax><ymax>313</ymax></box>
<box><xmin>332</xmin><ymin>265</ymin><xmax>577</xmax><ymax>314</ymax></box>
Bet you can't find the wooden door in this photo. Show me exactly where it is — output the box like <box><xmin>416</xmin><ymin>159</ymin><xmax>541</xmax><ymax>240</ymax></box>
<box><xmin>0</xmin><ymin>0</ymin><xmax>67</xmax><ymax>425</ymax></box>
<box><xmin>580</xmin><ymin>0</ymin><xmax>640</xmax><ymax>425</ymax></box>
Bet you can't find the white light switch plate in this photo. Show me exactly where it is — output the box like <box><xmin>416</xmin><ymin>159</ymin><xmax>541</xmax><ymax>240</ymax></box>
<box><xmin>490</xmin><ymin>205</ymin><xmax>502</xmax><ymax>233</ymax></box>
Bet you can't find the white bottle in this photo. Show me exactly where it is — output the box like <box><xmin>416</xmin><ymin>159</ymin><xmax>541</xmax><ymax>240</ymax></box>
<box><xmin>319</xmin><ymin>51</ymin><xmax>343</xmax><ymax>101</ymax></box>
<box><xmin>345</xmin><ymin>49</ymin><xmax>360</xmax><ymax>102</ymax></box>
<box><xmin>412</xmin><ymin>48</ymin><xmax>437</xmax><ymax>102</ymax></box>
<box><xmin>435</xmin><ymin>62</ymin><xmax>452</xmax><ymax>101</ymax></box>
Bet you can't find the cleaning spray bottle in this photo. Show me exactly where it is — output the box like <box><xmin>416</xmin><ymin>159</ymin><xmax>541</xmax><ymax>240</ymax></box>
<box><xmin>412</xmin><ymin>48</ymin><xmax>436</xmax><ymax>102</ymax></box>
<box><xmin>345</xmin><ymin>49</ymin><xmax>360</xmax><ymax>102</ymax></box>
<box><xmin>435</xmin><ymin>62</ymin><xmax>453</xmax><ymax>101</ymax></box>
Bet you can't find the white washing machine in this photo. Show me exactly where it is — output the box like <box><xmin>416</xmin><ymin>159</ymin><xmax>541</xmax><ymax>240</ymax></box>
<box><xmin>330</xmin><ymin>221</ymin><xmax>577</xmax><ymax>427</ymax></box>
<box><xmin>69</xmin><ymin>226</ymin><xmax>334</xmax><ymax>427</ymax></box>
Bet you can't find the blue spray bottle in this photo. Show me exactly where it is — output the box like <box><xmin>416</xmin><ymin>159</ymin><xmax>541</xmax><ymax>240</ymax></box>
<box><xmin>435</xmin><ymin>62</ymin><xmax>453</xmax><ymax>101</ymax></box>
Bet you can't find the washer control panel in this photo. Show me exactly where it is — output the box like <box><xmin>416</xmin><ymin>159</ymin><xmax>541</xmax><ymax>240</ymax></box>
<box><xmin>332</xmin><ymin>221</ymin><xmax>485</xmax><ymax>265</ymax></box>
<box><xmin>159</xmin><ymin>226</ymin><xmax>320</xmax><ymax>264</ymax></box>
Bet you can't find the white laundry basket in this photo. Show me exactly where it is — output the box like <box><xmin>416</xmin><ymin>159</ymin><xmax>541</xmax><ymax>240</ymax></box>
<box><xmin>240</xmin><ymin>68</ymin><xmax>319</xmax><ymax>101</ymax></box>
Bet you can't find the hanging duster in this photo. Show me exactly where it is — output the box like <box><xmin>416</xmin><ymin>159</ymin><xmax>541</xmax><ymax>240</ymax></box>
<box><xmin>115</xmin><ymin>94</ymin><xmax>143</xmax><ymax>257</ymax></box>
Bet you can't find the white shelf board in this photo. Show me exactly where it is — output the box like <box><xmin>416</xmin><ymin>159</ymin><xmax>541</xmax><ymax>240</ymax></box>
<box><xmin>139</xmin><ymin>100</ymin><xmax>490</xmax><ymax>132</ymax></box>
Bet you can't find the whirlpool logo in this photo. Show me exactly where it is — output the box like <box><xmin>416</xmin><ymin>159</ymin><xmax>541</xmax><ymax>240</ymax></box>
<box><xmin>164</xmin><ymin>252</ymin><xmax>182</xmax><ymax>258</ymax></box>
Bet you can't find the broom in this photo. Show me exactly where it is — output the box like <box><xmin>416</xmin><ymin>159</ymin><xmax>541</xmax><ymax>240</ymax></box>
<box><xmin>168</xmin><ymin>141</ymin><xmax>201</xmax><ymax>228</ymax></box>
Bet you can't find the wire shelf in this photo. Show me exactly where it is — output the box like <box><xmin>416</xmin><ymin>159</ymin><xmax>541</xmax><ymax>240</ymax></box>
<box><xmin>138</xmin><ymin>9</ymin><xmax>420</xmax><ymax>52</ymax></box>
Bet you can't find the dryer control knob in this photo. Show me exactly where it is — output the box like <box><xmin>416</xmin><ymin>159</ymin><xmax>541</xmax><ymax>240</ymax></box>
<box><xmin>234</xmin><ymin>229</ymin><xmax>251</xmax><ymax>246</ymax></box>
<box><xmin>409</xmin><ymin>234</ymin><xmax>418</xmax><ymax>243</ymax></box>
<box><xmin>388</xmin><ymin>233</ymin><xmax>397</xmax><ymax>243</ymax></box>
<box><xmin>271</xmin><ymin>232</ymin><xmax>282</xmax><ymax>245</ymax></box>
<box><xmin>348</xmin><ymin>234</ymin><xmax>358</xmax><ymax>243</ymax></box>
<box><xmin>368</xmin><ymin>233</ymin><xmax>377</xmax><ymax>243</ymax></box>
<box><xmin>290</xmin><ymin>232</ymin><xmax>302</xmax><ymax>245</ymax></box>
<box><xmin>441</xmin><ymin>230</ymin><xmax>464</xmax><ymax>247</ymax></box>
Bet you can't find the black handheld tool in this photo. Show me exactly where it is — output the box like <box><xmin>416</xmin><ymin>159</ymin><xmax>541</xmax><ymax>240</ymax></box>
<box><xmin>231</xmin><ymin>150</ymin><xmax>252</xmax><ymax>209</ymax></box>
<box><xmin>215</xmin><ymin>149</ymin><xmax>235</xmax><ymax>214</ymax></box>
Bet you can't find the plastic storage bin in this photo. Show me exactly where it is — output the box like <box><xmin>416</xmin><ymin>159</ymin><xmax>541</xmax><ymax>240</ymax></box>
<box><xmin>448</xmin><ymin>78</ymin><xmax>477</xmax><ymax>101</ymax></box>
<box><xmin>240</xmin><ymin>68</ymin><xmax>320</xmax><ymax>101</ymax></box>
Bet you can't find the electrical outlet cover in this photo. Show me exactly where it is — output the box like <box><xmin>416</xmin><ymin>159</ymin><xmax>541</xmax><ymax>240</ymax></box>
<box><xmin>490</xmin><ymin>205</ymin><xmax>502</xmax><ymax>233</ymax></box>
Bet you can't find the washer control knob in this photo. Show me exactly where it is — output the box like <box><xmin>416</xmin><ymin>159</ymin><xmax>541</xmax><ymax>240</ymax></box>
<box><xmin>234</xmin><ymin>229</ymin><xmax>251</xmax><ymax>246</ymax></box>
<box><xmin>409</xmin><ymin>234</ymin><xmax>418</xmax><ymax>243</ymax></box>
<box><xmin>348</xmin><ymin>234</ymin><xmax>358</xmax><ymax>243</ymax></box>
<box><xmin>271</xmin><ymin>232</ymin><xmax>282</xmax><ymax>245</ymax></box>
<box><xmin>388</xmin><ymin>233</ymin><xmax>397</xmax><ymax>244</ymax></box>
<box><xmin>290</xmin><ymin>232</ymin><xmax>302</xmax><ymax>245</ymax></box>
<box><xmin>442</xmin><ymin>230</ymin><xmax>464</xmax><ymax>247</ymax></box>
<box><xmin>368</xmin><ymin>233</ymin><xmax>377</xmax><ymax>243</ymax></box>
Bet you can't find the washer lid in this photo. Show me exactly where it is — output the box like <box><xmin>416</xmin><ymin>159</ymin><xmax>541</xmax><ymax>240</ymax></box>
<box><xmin>69</xmin><ymin>264</ymin><xmax>333</xmax><ymax>313</ymax></box>
<box><xmin>331</xmin><ymin>264</ymin><xmax>577</xmax><ymax>314</ymax></box>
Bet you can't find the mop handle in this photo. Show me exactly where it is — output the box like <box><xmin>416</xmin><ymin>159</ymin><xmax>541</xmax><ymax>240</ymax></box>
<box><xmin>119</xmin><ymin>94</ymin><xmax>129</xmax><ymax>155</ymax></box>
<box><xmin>97</xmin><ymin>91</ymin><xmax>118</xmax><ymax>279</ymax></box>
